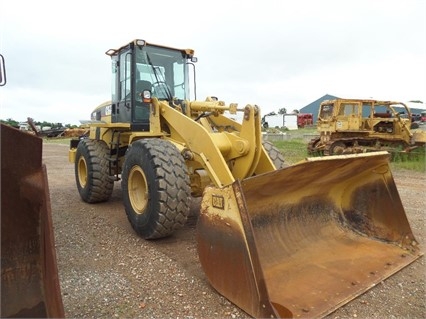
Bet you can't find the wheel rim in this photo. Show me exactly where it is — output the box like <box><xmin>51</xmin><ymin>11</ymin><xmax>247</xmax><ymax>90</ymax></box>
<box><xmin>128</xmin><ymin>166</ymin><xmax>148</xmax><ymax>214</ymax></box>
<box><xmin>77</xmin><ymin>156</ymin><xmax>88</xmax><ymax>188</ymax></box>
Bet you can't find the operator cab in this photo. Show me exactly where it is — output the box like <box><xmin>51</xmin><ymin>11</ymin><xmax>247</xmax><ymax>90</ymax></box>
<box><xmin>106</xmin><ymin>39</ymin><xmax>196</xmax><ymax>131</ymax></box>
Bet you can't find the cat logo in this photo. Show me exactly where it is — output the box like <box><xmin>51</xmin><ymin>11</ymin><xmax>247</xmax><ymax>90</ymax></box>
<box><xmin>212</xmin><ymin>194</ymin><xmax>225</xmax><ymax>210</ymax></box>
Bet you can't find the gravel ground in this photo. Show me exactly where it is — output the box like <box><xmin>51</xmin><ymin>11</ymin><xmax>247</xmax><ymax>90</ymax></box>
<box><xmin>44</xmin><ymin>143</ymin><xmax>425</xmax><ymax>318</ymax></box>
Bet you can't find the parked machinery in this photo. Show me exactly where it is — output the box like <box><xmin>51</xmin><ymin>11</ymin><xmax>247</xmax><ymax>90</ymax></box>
<box><xmin>308</xmin><ymin>98</ymin><xmax>426</xmax><ymax>155</ymax></box>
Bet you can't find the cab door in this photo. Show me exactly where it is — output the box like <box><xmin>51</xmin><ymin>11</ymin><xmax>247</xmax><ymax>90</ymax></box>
<box><xmin>335</xmin><ymin>101</ymin><xmax>361</xmax><ymax>131</ymax></box>
<box><xmin>110</xmin><ymin>49</ymin><xmax>132</xmax><ymax>123</ymax></box>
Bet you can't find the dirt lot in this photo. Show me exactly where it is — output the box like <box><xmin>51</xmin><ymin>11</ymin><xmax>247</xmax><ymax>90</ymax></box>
<box><xmin>44</xmin><ymin>143</ymin><xmax>425</xmax><ymax>318</ymax></box>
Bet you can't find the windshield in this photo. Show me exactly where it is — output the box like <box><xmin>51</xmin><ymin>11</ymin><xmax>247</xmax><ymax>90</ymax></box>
<box><xmin>135</xmin><ymin>45</ymin><xmax>189</xmax><ymax>101</ymax></box>
<box><xmin>319</xmin><ymin>103</ymin><xmax>334</xmax><ymax>120</ymax></box>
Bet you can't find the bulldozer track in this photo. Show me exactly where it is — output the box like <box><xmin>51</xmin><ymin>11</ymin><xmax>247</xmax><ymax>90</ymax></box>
<box><xmin>322</xmin><ymin>137</ymin><xmax>410</xmax><ymax>155</ymax></box>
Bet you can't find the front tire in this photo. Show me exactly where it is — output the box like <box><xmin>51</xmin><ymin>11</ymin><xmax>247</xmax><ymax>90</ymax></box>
<box><xmin>121</xmin><ymin>139</ymin><xmax>191</xmax><ymax>239</ymax></box>
<box><xmin>75</xmin><ymin>139</ymin><xmax>114</xmax><ymax>203</ymax></box>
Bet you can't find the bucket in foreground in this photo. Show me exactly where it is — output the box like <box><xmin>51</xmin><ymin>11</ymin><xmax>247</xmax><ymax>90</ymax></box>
<box><xmin>1</xmin><ymin>124</ymin><xmax>64</xmax><ymax>318</ymax></box>
<box><xmin>197</xmin><ymin>152</ymin><xmax>422</xmax><ymax>318</ymax></box>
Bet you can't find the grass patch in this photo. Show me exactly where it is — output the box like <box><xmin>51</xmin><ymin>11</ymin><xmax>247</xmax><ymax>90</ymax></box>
<box><xmin>272</xmin><ymin>139</ymin><xmax>426</xmax><ymax>172</ymax></box>
<box><xmin>273</xmin><ymin>139</ymin><xmax>309</xmax><ymax>164</ymax></box>
<box><xmin>390</xmin><ymin>147</ymin><xmax>425</xmax><ymax>172</ymax></box>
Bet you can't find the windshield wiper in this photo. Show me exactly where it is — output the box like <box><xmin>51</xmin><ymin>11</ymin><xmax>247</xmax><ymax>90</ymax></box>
<box><xmin>144</xmin><ymin>52</ymin><xmax>173</xmax><ymax>101</ymax></box>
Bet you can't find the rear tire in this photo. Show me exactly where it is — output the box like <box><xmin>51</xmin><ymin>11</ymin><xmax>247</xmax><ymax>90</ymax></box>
<box><xmin>262</xmin><ymin>140</ymin><xmax>287</xmax><ymax>169</ymax></box>
<box><xmin>75</xmin><ymin>139</ymin><xmax>114</xmax><ymax>203</ymax></box>
<box><xmin>121</xmin><ymin>139</ymin><xmax>191</xmax><ymax>239</ymax></box>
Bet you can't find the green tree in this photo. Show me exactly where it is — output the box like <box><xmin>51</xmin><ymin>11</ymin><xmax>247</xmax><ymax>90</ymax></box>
<box><xmin>1</xmin><ymin>118</ymin><xmax>19</xmax><ymax>127</ymax></box>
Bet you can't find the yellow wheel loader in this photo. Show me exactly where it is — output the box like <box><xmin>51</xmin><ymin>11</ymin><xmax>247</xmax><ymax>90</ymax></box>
<box><xmin>69</xmin><ymin>40</ymin><xmax>422</xmax><ymax>318</ymax></box>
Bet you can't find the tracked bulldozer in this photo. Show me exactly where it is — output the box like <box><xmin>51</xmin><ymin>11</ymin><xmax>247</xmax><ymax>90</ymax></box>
<box><xmin>68</xmin><ymin>40</ymin><xmax>422</xmax><ymax>318</ymax></box>
<box><xmin>308</xmin><ymin>98</ymin><xmax>426</xmax><ymax>155</ymax></box>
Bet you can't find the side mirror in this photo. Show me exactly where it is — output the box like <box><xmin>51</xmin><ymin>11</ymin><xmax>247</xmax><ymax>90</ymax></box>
<box><xmin>0</xmin><ymin>54</ymin><xmax>6</xmax><ymax>86</ymax></box>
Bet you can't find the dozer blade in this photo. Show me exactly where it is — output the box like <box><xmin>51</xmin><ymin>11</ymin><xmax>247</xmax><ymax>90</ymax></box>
<box><xmin>1</xmin><ymin>124</ymin><xmax>64</xmax><ymax>318</ymax></box>
<box><xmin>197</xmin><ymin>151</ymin><xmax>422</xmax><ymax>318</ymax></box>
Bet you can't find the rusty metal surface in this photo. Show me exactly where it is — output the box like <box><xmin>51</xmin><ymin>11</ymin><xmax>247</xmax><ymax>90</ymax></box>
<box><xmin>197</xmin><ymin>152</ymin><xmax>422</xmax><ymax>318</ymax></box>
<box><xmin>1</xmin><ymin>124</ymin><xmax>64</xmax><ymax>318</ymax></box>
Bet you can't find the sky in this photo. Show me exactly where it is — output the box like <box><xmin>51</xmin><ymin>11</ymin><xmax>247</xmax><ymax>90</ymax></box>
<box><xmin>1</xmin><ymin>0</ymin><xmax>425</xmax><ymax>126</ymax></box>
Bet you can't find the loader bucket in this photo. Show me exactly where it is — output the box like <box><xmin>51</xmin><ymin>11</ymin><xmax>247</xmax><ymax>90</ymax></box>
<box><xmin>1</xmin><ymin>124</ymin><xmax>64</xmax><ymax>318</ymax></box>
<box><xmin>197</xmin><ymin>151</ymin><xmax>422</xmax><ymax>318</ymax></box>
